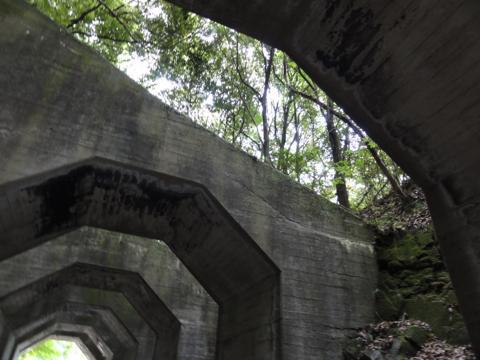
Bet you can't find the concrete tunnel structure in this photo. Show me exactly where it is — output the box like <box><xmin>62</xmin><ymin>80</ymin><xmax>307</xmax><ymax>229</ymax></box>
<box><xmin>1</xmin><ymin>0</ymin><xmax>479</xmax><ymax>358</ymax></box>
<box><xmin>160</xmin><ymin>1</ymin><xmax>480</xmax><ymax>355</ymax></box>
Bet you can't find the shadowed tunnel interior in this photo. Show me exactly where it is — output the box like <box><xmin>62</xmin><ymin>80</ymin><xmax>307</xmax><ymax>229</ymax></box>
<box><xmin>0</xmin><ymin>158</ymin><xmax>281</xmax><ymax>360</ymax></box>
<box><xmin>0</xmin><ymin>263</ymin><xmax>181</xmax><ymax>359</ymax></box>
<box><xmin>0</xmin><ymin>226</ymin><xmax>219</xmax><ymax>360</ymax></box>
<box><xmin>2</xmin><ymin>302</ymin><xmax>136</xmax><ymax>360</ymax></box>
<box><xmin>10</xmin><ymin>307</ymin><xmax>121</xmax><ymax>360</ymax></box>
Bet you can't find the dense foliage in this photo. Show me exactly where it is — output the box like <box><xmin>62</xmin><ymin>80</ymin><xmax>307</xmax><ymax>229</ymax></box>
<box><xmin>29</xmin><ymin>0</ymin><xmax>410</xmax><ymax>209</ymax></box>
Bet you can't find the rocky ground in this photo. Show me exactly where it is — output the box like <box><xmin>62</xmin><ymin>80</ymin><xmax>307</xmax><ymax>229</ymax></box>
<box><xmin>359</xmin><ymin>180</ymin><xmax>431</xmax><ymax>234</ymax></box>
<box><xmin>349</xmin><ymin>182</ymin><xmax>474</xmax><ymax>359</ymax></box>
<box><xmin>343</xmin><ymin>320</ymin><xmax>475</xmax><ymax>359</ymax></box>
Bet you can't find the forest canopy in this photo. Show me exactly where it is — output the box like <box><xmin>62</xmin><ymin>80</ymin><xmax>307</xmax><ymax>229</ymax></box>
<box><xmin>29</xmin><ymin>0</ymin><xmax>410</xmax><ymax>210</ymax></box>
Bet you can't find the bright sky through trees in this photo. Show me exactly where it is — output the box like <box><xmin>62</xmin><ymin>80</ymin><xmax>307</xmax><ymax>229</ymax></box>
<box><xmin>29</xmin><ymin>0</ymin><xmax>410</xmax><ymax>209</ymax></box>
<box><xmin>18</xmin><ymin>338</ymin><xmax>89</xmax><ymax>360</ymax></box>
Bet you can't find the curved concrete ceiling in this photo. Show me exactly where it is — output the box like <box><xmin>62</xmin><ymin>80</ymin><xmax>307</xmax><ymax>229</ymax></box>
<box><xmin>163</xmin><ymin>0</ymin><xmax>480</xmax><ymax>353</ymax></box>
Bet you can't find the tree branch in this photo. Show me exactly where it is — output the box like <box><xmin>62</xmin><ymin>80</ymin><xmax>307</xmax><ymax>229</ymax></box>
<box><xmin>235</xmin><ymin>37</ymin><xmax>262</xmax><ymax>101</ymax></box>
<box><xmin>71</xmin><ymin>30</ymin><xmax>141</xmax><ymax>44</ymax></box>
<box><xmin>291</xmin><ymin>87</ymin><xmax>408</xmax><ymax>200</ymax></box>
<box><xmin>355</xmin><ymin>183</ymin><xmax>374</xmax><ymax>209</ymax></box>
<box><xmin>97</xmin><ymin>0</ymin><xmax>140</xmax><ymax>43</ymax></box>
<box><xmin>67</xmin><ymin>3</ymin><xmax>102</xmax><ymax>28</ymax></box>
<box><xmin>296</xmin><ymin>65</ymin><xmax>318</xmax><ymax>95</ymax></box>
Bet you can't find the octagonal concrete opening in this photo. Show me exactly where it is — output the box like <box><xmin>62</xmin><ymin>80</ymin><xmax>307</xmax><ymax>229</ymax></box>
<box><xmin>0</xmin><ymin>227</ymin><xmax>217</xmax><ymax>360</ymax></box>
<box><xmin>0</xmin><ymin>263</ymin><xmax>181</xmax><ymax>359</ymax></box>
<box><xmin>15</xmin><ymin>323</ymin><xmax>113</xmax><ymax>360</ymax></box>
<box><xmin>0</xmin><ymin>158</ymin><xmax>281</xmax><ymax>360</ymax></box>
<box><xmin>6</xmin><ymin>303</ymin><xmax>135</xmax><ymax>360</ymax></box>
<box><xmin>18</xmin><ymin>337</ymin><xmax>91</xmax><ymax>360</ymax></box>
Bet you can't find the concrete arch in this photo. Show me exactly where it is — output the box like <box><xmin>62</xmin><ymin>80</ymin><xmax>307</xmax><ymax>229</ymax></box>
<box><xmin>17</xmin><ymin>332</ymin><xmax>103</xmax><ymax>360</ymax></box>
<box><xmin>4</xmin><ymin>303</ymin><xmax>134</xmax><ymax>360</ymax></box>
<box><xmin>0</xmin><ymin>263</ymin><xmax>181</xmax><ymax>359</ymax></box>
<box><xmin>5</xmin><ymin>291</ymin><xmax>145</xmax><ymax>358</ymax></box>
<box><xmin>12</xmin><ymin>308</ymin><xmax>120</xmax><ymax>360</ymax></box>
<box><xmin>18</xmin><ymin>332</ymin><xmax>103</xmax><ymax>360</ymax></box>
<box><xmin>0</xmin><ymin>159</ymin><xmax>280</xmax><ymax>360</ymax></box>
<box><xmin>0</xmin><ymin>227</ymin><xmax>217</xmax><ymax>360</ymax></box>
<box><xmin>0</xmin><ymin>2</ymin><xmax>379</xmax><ymax>358</ymax></box>
<box><xmin>161</xmin><ymin>0</ymin><xmax>480</xmax><ymax>353</ymax></box>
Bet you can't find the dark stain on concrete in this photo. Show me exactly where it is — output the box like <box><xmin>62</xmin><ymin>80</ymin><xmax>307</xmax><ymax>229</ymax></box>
<box><xmin>25</xmin><ymin>166</ymin><xmax>95</xmax><ymax>238</ymax></box>
<box><xmin>317</xmin><ymin>7</ymin><xmax>381</xmax><ymax>83</ymax></box>
<box><xmin>23</xmin><ymin>165</ymin><xmax>203</xmax><ymax>239</ymax></box>
<box><xmin>323</xmin><ymin>0</ymin><xmax>342</xmax><ymax>22</ymax></box>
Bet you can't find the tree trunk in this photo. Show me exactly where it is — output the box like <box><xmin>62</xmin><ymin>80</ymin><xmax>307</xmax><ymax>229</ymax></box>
<box><xmin>291</xmin><ymin>88</ymin><xmax>408</xmax><ymax>202</ymax></box>
<box><xmin>260</xmin><ymin>46</ymin><xmax>275</xmax><ymax>164</ymax></box>
<box><xmin>325</xmin><ymin>98</ymin><xmax>350</xmax><ymax>208</ymax></box>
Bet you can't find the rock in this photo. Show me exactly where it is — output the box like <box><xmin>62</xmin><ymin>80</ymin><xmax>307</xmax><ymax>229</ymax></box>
<box><xmin>375</xmin><ymin>228</ymin><xmax>470</xmax><ymax>345</ymax></box>
<box><xmin>387</xmin><ymin>336</ymin><xmax>418</xmax><ymax>358</ymax></box>
<box><xmin>343</xmin><ymin>337</ymin><xmax>364</xmax><ymax>359</ymax></box>
<box><xmin>360</xmin><ymin>349</ymin><xmax>385</xmax><ymax>360</ymax></box>
<box><xmin>388</xmin><ymin>337</ymin><xmax>402</xmax><ymax>357</ymax></box>
<box><xmin>404</xmin><ymin>296</ymin><xmax>470</xmax><ymax>345</ymax></box>
<box><xmin>402</xmin><ymin>326</ymin><xmax>430</xmax><ymax>347</ymax></box>
<box><xmin>376</xmin><ymin>290</ymin><xmax>404</xmax><ymax>320</ymax></box>
<box><xmin>398</xmin><ymin>336</ymin><xmax>418</xmax><ymax>357</ymax></box>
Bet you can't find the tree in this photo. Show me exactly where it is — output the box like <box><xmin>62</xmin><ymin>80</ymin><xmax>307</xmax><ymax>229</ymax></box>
<box><xmin>29</xmin><ymin>0</ymin><xmax>411</xmax><ymax>210</ymax></box>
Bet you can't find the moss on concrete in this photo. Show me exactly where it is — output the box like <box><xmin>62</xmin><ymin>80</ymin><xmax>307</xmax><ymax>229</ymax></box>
<box><xmin>375</xmin><ymin>229</ymin><xmax>470</xmax><ymax>345</ymax></box>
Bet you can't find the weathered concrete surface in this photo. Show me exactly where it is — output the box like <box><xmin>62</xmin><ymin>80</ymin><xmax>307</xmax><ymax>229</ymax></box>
<box><xmin>0</xmin><ymin>227</ymin><xmax>218</xmax><ymax>360</ymax></box>
<box><xmin>0</xmin><ymin>1</ymin><xmax>377</xmax><ymax>359</ymax></box>
<box><xmin>162</xmin><ymin>0</ymin><xmax>480</xmax><ymax>354</ymax></box>
<box><xmin>0</xmin><ymin>263</ymin><xmax>181</xmax><ymax>359</ymax></box>
<box><xmin>0</xmin><ymin>158</ymin><xmax>281</xmax><ymax>360</ymax></box>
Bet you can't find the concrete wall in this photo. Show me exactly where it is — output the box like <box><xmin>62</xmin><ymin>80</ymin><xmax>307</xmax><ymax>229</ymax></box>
<box><xmin>162</xmin><ymin>0</ymin><xmax>480</xmax><ymax>353</ymax></box>
<box><xmin>0</xmin><ymin>1</ymin><xmax>377</xmax><ymax>358</ymax></box>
